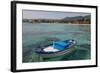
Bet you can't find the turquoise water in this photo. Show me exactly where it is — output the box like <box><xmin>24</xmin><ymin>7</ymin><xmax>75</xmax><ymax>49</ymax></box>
<box><xmin>22</xmin><ymin>23</ymin><xmax>91</xmax><ymax>62</ymax></box>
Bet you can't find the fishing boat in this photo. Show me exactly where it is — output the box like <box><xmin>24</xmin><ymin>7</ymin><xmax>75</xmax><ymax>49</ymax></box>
<box><xmin>35</xmin><ymin>39</ymin><xmax>76</xmax><ymax>58</ymax></box>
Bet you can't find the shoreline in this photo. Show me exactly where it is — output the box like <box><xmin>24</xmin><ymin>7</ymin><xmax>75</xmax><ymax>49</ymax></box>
<box><xmin>23</xmin><ymin>22</ymin><xmax>90</xmax><ymax>25</ymax></box>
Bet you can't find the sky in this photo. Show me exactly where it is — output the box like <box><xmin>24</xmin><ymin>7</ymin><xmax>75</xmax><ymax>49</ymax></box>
<box><xmin>23</xmin><ymin>10</ymin><xmax>90</xmax><ymax>19</ymax></box>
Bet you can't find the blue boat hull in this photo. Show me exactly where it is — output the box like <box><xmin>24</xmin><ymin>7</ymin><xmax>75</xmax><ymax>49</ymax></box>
<box><xmin>35</xmin><ymin>40</ymin><xmax>76</xmax><ymax>58</ymax></box>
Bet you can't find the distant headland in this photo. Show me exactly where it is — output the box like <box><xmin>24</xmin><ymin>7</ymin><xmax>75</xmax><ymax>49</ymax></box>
<box><xmin>23</xmin><ymin>15</ymin><xmax>91</xmax><ymax>24</ymax></box>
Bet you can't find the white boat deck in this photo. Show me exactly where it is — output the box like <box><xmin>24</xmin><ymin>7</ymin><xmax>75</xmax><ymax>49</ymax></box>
<box><xmin>43</xmin><ymin>46</ymin><xmax>59</xmax><ymax>52</ymax></box>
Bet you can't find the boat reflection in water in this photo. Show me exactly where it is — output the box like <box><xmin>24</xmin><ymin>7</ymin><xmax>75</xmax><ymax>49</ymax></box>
<box><xmin>35</xmin><ymin>39</ymin><xmax>76</xmax><ymax>58</ymax></box>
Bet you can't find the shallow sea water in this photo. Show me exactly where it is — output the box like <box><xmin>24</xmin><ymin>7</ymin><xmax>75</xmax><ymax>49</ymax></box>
<box><xmin>22</xmin><ymin>23</ymin><xmax>91</xmax><ymax>63</ymax></box>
